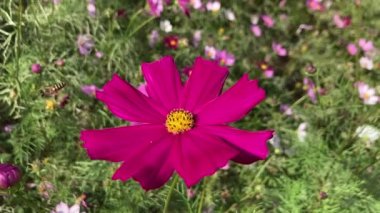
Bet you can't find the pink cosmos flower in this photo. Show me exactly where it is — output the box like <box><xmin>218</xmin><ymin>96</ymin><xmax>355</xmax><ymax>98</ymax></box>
<box><xmin>257</xmin><ymin>61</ymin><xmax>274</xmax><ymax>78</ymax></box>
<box><xmin>80</xmin><ymin>56</ymin><xmax>273</xmax><ymax>190</ymax></box>
<box><xmin>333</xmin><ymin>14</ymin><xmax>351</xmax><ymax>29</ymax></box>
<box><xmin>346</xmin><ymin>43</ymin><xmax>358</xmax><ymax>56</ymax></box>
<box><xmin>261</xmin><ymin>15</ymin><xmax>275</xmax><ymax>28</ymax></box>
<box><xmin>216</xmin><ymin>50</ymin><xmax>235</xmax><ymax>66</ymax></box>
<box><xmin>147</xmin><ymin>0</ymin><xmax>164</xmax><ymax>16</ymax></box>
<box><xmin>206</xmin><ymin>1</ymin><xmax>221</xmax><ymax>12</ymax></box>
<box><xmin>272</xmin><ymin>42</ymin><xmax>287</xmax><ymax>57</ymax></box>
<box><xmin>205</xmin><ymin>45</ymin><xmax>217</xmax><ymax>59</ymax></box>
<box><xmin>81</xmin><ymin>85</ymin><xmax>98</xmax><ymax>96</ymax></box>
<box><xmin>250</xmin><ymin>25</ymin><xmax>262</xmax><ymax>37</ymax></box>
<box><xmin>358</xmin><ymin>39</ymin><xmax>374</xmax><ymax>52</ymax></box>
<box><xmin>303</xmin><ymin>77</ymin><xmax>317</xmax><ymax>103</ymax></box>
<box><xmin>192</xmin><ymin>30</ymin><xmax>202</xmax><ymax>47</ymax></box>
<box><xmin>178</xmin><ymin>0</ymin><xmax>191</xmax><ymax>15</ymax></box>
<box><xmin>95</xmin><ymin>51</ymin><xmax>103</xmax><ymax>58</ymax></box>
<box><xmin>31</xmin><ymin>63</ymin><xmax>42</xmax><ymax>73</ymax></box>
<box><xmin>148</xmin><ymin>30</ymin><xmax>160</xmax><ymax>47</ymax></box>
<box><xmin>359</xmin><ymin>56</ymin><xmax>374</xmax><ymax>70</ymax></box>
<box><xmin>0</xmin><ymin>164</ymin><xmax>21</xmax><ymax>189</ymax></box>
<box><xmin>306</xmin><ymin>0</ymin><xmax>325</xmax><ymax>12</ymax></box>
<box><xmin>87</xmin><ymin>0</ymin><xmax>96</xmax><ymax>17</ymax></box>
<box><xmin>356</xmin><ymin>82</ymin><xmax>379</xmax><ymax>105</ymax></box>
<box><xmin>51</xmin><ymin>202</ymin><xmax>80</xmax><ymax>213</ymax></box>
<box><xmin>77</xmin><ymin>34</ymin><xmax>94</xmax><ymax>56</ymax></box>
<box><xmin>280</xmin><ymin>104</ymin><xmax>293</xmax><ymax>116</ymax></box>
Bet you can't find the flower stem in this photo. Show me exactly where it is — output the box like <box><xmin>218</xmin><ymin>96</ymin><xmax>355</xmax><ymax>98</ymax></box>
<box><xmin>163</xmin><ymin>174</ymin><xmax>179</xmax><ymax>213</ymax></box>
<box><xmin>128</xmin><ymin>16</ymin><xmax>155</xmax><ymax>38</ymax></box>
<box><xmin>197</xmin><ymin>184</ymin><xmax>206</xmax><ymax>213</ymax></box>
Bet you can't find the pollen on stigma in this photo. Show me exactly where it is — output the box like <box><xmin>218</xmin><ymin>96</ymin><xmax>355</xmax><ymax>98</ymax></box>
<box><xmin>165</xmin><ymin>109</ymin><xmax>194</xmax><ymax>134</ymax></box>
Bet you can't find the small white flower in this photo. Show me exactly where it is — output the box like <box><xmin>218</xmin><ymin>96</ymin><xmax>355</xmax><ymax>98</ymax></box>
<box><xmin>224</xmin><ymin>9</ymin><xmax>236</xmax><ymax>21</ymax></box>
<box><xmin>359</xmin><ymin>56</ymin><xmax>374</xmax><ymax>70</ymax></box>
<box><xmin>206</xmin><ymin>1</ymin><xmax>221</xmax><ymax>12</ymax></box>
<box><xmin>160</xmin><ymin>20</ymin><xmax>172</xmax><ymax>33</ymax></box>
<box><xmin>250</xmin><ymin>14</ymin><xmax>260</xmax><ymax>24</ymax></box>
<box><xmin>355</xmin><ymin>125</ymin><xmax>380</xmax><ymax>147</ymax></box>
<box><xmin>297</xmin><ymin>122</ymin><xmax>308</xmax><ymax>142</ymax></box>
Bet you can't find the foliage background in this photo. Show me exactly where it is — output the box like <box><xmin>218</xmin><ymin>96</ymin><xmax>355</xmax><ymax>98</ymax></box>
<box><xmin>0</xmin><ymin>0</ymin><xmax>380</xmax><ymax>212</ymax></box>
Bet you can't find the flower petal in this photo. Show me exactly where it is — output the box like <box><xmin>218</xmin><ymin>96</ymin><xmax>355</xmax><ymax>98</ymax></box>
<box><xmin>112</xmin><ymin>135</ymin><xmax>175</xmax><ymax>190</ymax></box>
<box><xmin>172</xmin><ymin>128</ymin><xmax>238</xmax><ymax>187</ymax></box>
<box><xmin>141</xmin><ymin>56</ymin><xmax>182</xmax><ymax>111</ymax></box>
<box><xmin>200</xmin><ymin>125</ymin><xmax>273</xmax><ymax>161</ymax></box>
<box><xmin>96</xmin><ymin>74</ymin><xmax>166</xmax><ymax>123</ymax></box>
<box><xmin>181</xmin><ymin>57</ymin><xmax>229</xmax><ymax>112</ymax></box>
<box><xmin>80</xmin><ymin>124</ymin><xmax>167</xmax><ymax>162</ymax></box>
<box><xmin>196</xmin><ymin>74</ymin><xmax>265</xmax><ymax>124</ymax></box>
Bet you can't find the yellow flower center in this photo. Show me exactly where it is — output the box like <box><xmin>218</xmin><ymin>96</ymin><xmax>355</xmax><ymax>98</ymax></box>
<box><xmin>260</xmin><ymin>64</ymin><xmax>268</xmax><ymax>70</ymax></box>
<box><xmin>165</xmin><ymin>109</ymin><xmax>194</xmax><ymax>134</ymax></box>
<box><xmin>170</xmin><ymin>40</ymin><xmax>177</xmax><ymax>47</ymax></box>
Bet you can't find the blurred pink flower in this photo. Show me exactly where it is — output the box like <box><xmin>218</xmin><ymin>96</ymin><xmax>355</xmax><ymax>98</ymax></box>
<box><xmin>306</xmin><ymin>0</ymin><xmax>325</xmax><ymax>11</ymax></box>
<box><xmin>358</xmin><ymin>39</ymin><xmax>374</xmax><ymax>52</ymax></box>
<box><xmin>272</xmin><ymin>42</ymin><xmax>287</xmax><ymax>57</ymax></box>
<box><xmin>279</xmin><ymin>0</ymin><xmax>287</xmax><ymax>8</ymax></box>
<box><xmin>303</xmin><ymin>77</ymin><xmax>317</xmax><ymax>103</ymax></box>
<box><xmin>52</xmin><ymin>0</ymin><xmax>61</xmax><ymax>5</ymax></box>
<box><xmin>359</xmin><ymin>56</ymin><xmax>374</xmax><ymax>70</ymax></box>
<box><xmin>148</xmin><ymin>30</ymin><xmax>160</xmax><ymax>47</ymax></box>
<box><xmin>250</xmin><ymin>25</ymin><xmax>262</xmax><ymax>37</ymax></box>
<box><xmin>0</xmin><ymin>164</ymin><xmax>21</xmax><ymax>189</ymax></box>
<box><xmin>356</xmin><ymin>82</ymin><xmax>379</xmax><ymax>105</ymax></box>
<box><xmin>87</xmin><ymin>0</ymin><xmax>96</xmax><ymax>17</ymax></box>
<box><xmin>346</xmin><ymin>43</ymin><xmax>358</xmax><ymax>56</ymax></box>
<box><xmin>191</xmin><ymin>0</ymin><xmax>203</xmax><ymax>10</ymax></box>
<box><xmin>51</xmin><ymin>202</ymin><xmax>80</xmax><ymax>213</ymax></box>
<box><xmin>31</xmin><ymin>63</ymin><xmax>42</xmax><ymax>74</ymax></box>
<box><xmin>280</xmin><ymin>104</ymin><xmax>293</xmax><ymax>116</ymax></box>
<box><xmin>178</xmin><ymin>0</ymin><xmax>191</xmax><ymax>15</ymax></box>
<box><xmin>147</xmin><ymin>0</ymin><xmax>164</xmax><ymax>16</ymax></box>
<box><xmin>216</xmin><ymin>50</ymin><xmax>235</xmax><ymax>66</ymax></box>
<box><xmin>187</xmin><ymin>188</ymin><xmax>196</xmax><ymax>199</ymax></box>
<box><xmin>257</xmin><ymin>61</ymin><xmax>274</xmax><ymax>78</ymax></box>
<box><xmin>205</xmin><ymin>45</ymin><xmax>217</xmax><ymax>59</ymax></box>
<box><xmin>77</xmin><ymin>34</ymin><xmax>94</xmax><ymax>56</ymax></box>
<box><xmin>206</xmin><ymin>1</ymin><xmax>221</xmax><ymax>12</ymax></box>
<box><xmin>3</xmin><ymin>124</ymin><xmax>15</xmax><ymax>133</ymax></box>
<box><xmin>333</xmin><ymin>14</ymin><xmax>351</xmax><ymax>28</ymax></box>
<box><xmin>192</xmin><ymin>30</ymin><xmax>202</xmax><ymax>47</ymax></box>
<box><xmin>95</xmin><ymin>51</ymin><xmax>104</xmax><ymax>58</ymax></box>
<box><xmin>81</xmin><ymin>85</ymin><xmax>98</xmax><ymax>96</ymax></box>
<box><xmin>261</xmin><ymin>15</ymin><xmax>275</xmax><ymax>28</ymax></box>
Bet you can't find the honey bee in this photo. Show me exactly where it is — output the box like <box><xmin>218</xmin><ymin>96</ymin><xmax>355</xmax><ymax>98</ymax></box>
<box><xmin>40</xmin><ymin>82</ymin><xmax>66</xmax><ymax>97</ymax></box>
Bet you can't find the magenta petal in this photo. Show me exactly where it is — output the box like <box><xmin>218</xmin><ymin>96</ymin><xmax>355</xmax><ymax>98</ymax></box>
<box><xmin>172</xmin><ymin>129</ymin><xmax>238</xmax><ymax>187</ymax></box>
<box><xmin>141</xmin><ymin>56</ymin><xmax>182</xmax><ymax>111</ymax></box>
<box><xmin>232</xmin><ymin>151</ymin><xmax>262</xmax><ymax>164</ymax></box>
<box><xmin>201</xmin><ymin>125</ymin><xmax>273</xmax><ymax>161</ymax></box>
<box><xmin>80</xmin><ymin>124</ymin><xmax>167</xmax><ymax>162</ymax></box>
<box><xmin>96</xmin><ymin>74</ymin><xmax>166</xmax><ymax>123</ymax></box>
<box><xmin>196</xmin><ymin>74</ymin><xmax>265</xmax><ymax>124</ymax></box>
<box><xmin>111</xmin><ymin>135</ymin><xmax>174</xmax><ymax>190</ymax></box>
<box><xmin>180</xmin><ymin>57</ymin><xmax>229</xmax><ymax>112</ymax></box>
